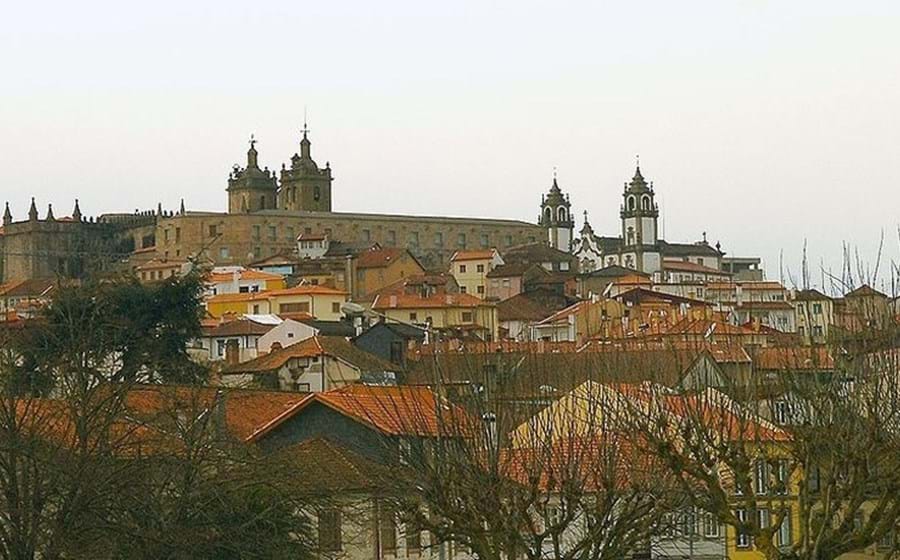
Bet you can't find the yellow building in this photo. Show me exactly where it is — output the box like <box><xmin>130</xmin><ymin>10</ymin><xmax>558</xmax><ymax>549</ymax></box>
<box><xmin>371</xmin><ymin>292</ymin><xmax>499</xmax><ymax>341</ymax></box>
<box><xmin>205</xmin><ymin>284</ymin><xmax>349</xmax><ymax>320</ymax></box>
<box><xmin>449</xmin><ymin>248</ymin><xmax>504</xmax><ymax>298</ymax></box>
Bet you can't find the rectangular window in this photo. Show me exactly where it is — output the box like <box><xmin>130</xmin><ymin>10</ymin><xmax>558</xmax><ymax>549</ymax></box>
<box><xmin>285</xmin><ymin>226</ymin><xmax>294</xmax><ymax>241</ymax></box>
<box><xmin>434</xmin><ymin>232</ymin><xmax>443</xmax><ymax>246</ymax></box>
<box><xmin>362</xmin><ymin>229</ymin><xmax>371</xmax><ymax>242</ymax></box>
<box><xmin>703</xmin><ymin>512</ymin><xmax>720</xmax><ymax>538</ymax></box>
<box><xmin>812</xmin><ymin>303</ymin><xmax>823</xmax><ymax>314</ymax></box>
<box><xmin>457</xmin><ymin>233</ymin><xmax>466</xmax><ymax>248</ymax></box>
<box><xmin>813</xmin><ymin>326</ymin><xmax>824</xmax><ymax>337</ymax></box>
<box><xmin>504</xmin><ymin>235</ymin><xmax>513</xmax><ymax>247</ymax></box>
<box><xmin>461</xmin><ymin>311</ymin><xmax>473</xmax><ymax>323</ymax></box>
<box><xmin>477</xmin><ymin>285</ymin><xmax>485</xmax><ymax>294</ymax></box>
<box><xmin>408</xmin><ymin>231</ymin><xmax>419</xmax><ymax>247</ymax></box>
<box><xmin>459</xmin><ymin>286</ymin><xmax>467</xmax><ymax>294</ymax></box>
<box><xmin>476</xmin><ymin>264</ymin><xmax>485</xmax><ymax>273</ymax></box>
<box><xmin>775</xmin><ymin>459</ymin><xmax>790</xmax><ymax>495</ymax></box>
<box><xmin>332</xmin><ymin>302</ymin><xmax>341</xmax><ymax>314</ymax></box>
<box><xmin>252</xmin><ymin>225</ymin><xmax>261</xmax><ymax>240</ymax></box>
<box><xmin>318</xmin><ymin>509</ymin><xmax>342</xmax><ymax>552</ymax></box>
<box><xmin>280</xmin><ymin>302</ymin><xmax>310</xmax><ymax>314</ymax></box>
<box><xmin>208</xmin><ymin>224</ymin><xmax>218</xmax><ymax>237</ymax></box>
<box><xmin>163</xmin><ymin>229</ymin><xmax>170</xmax><ymax>242</ymax></box>
<box><xmin>219</xmin><ymin>247</ymin><xmax>230</xmax><ymax>259</ymax></box>
<box><xmin>755</xmin><ymin>460</ymin><xmax>769</xmax><ymax>495</ymax></box>
<box><xmin>409</xmin><ymin>312</ymin><xmax>418</xmax><ymax>321</ymax></box>
<box><xmin>778</xmin><ymin>513</ymin><xmax>792</xmax><ymax>548</ymax></box>
<box><xmin>773</xmin><ymin>400</ymin><xmax>790</xmax><ymax>425</ymax></box>
<box><xmin>480</xmin><ymin>234</ymin><xmax>489</xmax><ymax>248</ymax></box>
<box><xmin>175</xmin><ymin>227</ymin><xmax>181</xmax><ymax>243</ymax></box>
<box><xmin>268</xmin><ymin>225</ymin><xmax>277</xmax><ymax>241</ymax></box>
<box><xmin>736</xmin><ymin>509</ymin><xmax>750</xmax><ymax>548</ymax></box>
<box><xmin>387</xmin><ymin>230</ymin><xmax>397</xmax><ymax>246</ymax></box>
<box><xmin>459</xmin><ymin>264</ymin><xmax>467</xmax><ymax>273</ymax></box>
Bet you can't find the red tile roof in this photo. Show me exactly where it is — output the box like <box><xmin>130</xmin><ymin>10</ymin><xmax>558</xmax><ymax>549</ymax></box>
<box><xmin>450</xmin><ymin>249</ymin><xmax>498</xmax><ymax>262</ymax></box>
<box><xmin>222</xmin><ymin>335</ymin><xmax>394</xmax><ymax>374</ymax></box>
<box><xmin>355</xmin><ymin>248</ymin><xmax>409</xmax><ymax>269</ymax></box>
<box><xmin>249</xmin><ymin>384</ymin><xmax>473</xmax><ymax>441</ymax></box>
<box><xmin>124</xmin><ymin>385</ymin><xmax>308</xmax><ymax>441</ymax></box>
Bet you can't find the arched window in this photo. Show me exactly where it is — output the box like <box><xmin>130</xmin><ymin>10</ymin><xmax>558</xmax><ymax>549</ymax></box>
<box><xmin>259</xmin><ymin>196</ymin><xmax>265</xmax><ymax>210</ymax></box>
<box><xmin>627</xmin><ymin>226</ymin><xmax>635</xmax><ymax>245</ymax></box>
<box><xmin>625</xmin><ymin>255</ymin><xmax>635</xmax><ymax>268</ymax></box>
<box><xmin>314</xmin><ymin>186</ymin><xmax>321</xmax><ymax>201</ymax></box>
<box><xmin>558</xmin><ymin>207</ymin><xmax>567</xmax><ymax>222</ymax></box>
<box><xmin>544</xmin><ymin>207</ymin><xmax>552</xmax><ymax>223</ymax></box>
<box><xmin>628</xmin><ymin>196</ymin><xmax>636</xmax><ymax>211</ymax></box>
<box><xmin>641</xmin><ymin>196</ymin><xmax>650</xmax><ymax>210</ymax></box>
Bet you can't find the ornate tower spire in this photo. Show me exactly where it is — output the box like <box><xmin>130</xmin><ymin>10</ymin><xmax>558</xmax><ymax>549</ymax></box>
<box><xmin>28</xmin><ymin>198</ymin><xmax>38</xmax><ymax>221</ymax></box>
<box><xmin>179</xmin><ymin>198</ymin><xmax>186</xmax><ymax>215</ymax></box>
<box><xmin>2</xmin><ymin>202</ymin><xmax>11</xmax><ymax>226</ymax></box>
<box><xmin>299</xmin><ymin>122</ymin><xmax>311</xmax><ymax>160</ymax></box>
<box><xmin>72</xmin><ymin>199</ymin><xmax>82</xmax><ymax>222</ymax></box>
<box><xmin>539</xmin><ymin>169</ymin><xmax>574</xmax><ymax>252</ymax></box>
<box><xmin>247</xmin><ymin>134</ymin><xmax>259</xmax><ymax>169</ymax></box>
<box><xmin>45</xmin><ymin>204</ymin><xmax>55</xmax><ymax>221</ymax></box>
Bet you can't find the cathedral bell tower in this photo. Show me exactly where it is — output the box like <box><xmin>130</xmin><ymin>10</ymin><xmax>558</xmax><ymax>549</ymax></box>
<box><xmin>278</xmin><ymin>124</ymin><xmax>333</xmax><ymax>212</ymax></box>
<box><xmin>227</xmin><ymin>135</ymin><xmax>278</xmax><ymax>214</ymax></box>
<box><xmin>619</xmin><ymin>159</ymin><xmax>661</xmax><ymax>272</ymax></box>
<box><xmin>539</xmin><ymin>173</ymin><xmax>574</xmax><ymax>251</ymax></box>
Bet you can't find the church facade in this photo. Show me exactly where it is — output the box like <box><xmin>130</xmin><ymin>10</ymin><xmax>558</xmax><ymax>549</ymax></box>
<box><xmin>550</xmin><ymin>165</ymin><xmax>726</xmax><ymax>278</ymax></box>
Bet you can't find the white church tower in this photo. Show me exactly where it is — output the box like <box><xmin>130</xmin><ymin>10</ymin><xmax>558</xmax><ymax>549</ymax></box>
<box><xmin>539</xmin><ymin>174</ymin><xmax>574</xmax><ymax>252</ymax></box>
<box><xmin>619</xmin><ymin>160</ymin><xmax>661</xmax><ymax>273</ymax></box>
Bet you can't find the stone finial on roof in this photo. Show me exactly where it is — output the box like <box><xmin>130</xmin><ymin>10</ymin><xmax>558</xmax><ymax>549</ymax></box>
<box><xmin>45</xmin><ymin>204</ymin><xmax>55</xmax><ymax>221</ymax></box>
<box><xmin>28</xmin><ymin>198</ymin><xmax>38</xmax><ymax>221</ymax></box>
<box><xmin>72</xmin><ymin>199</ymin><xmax>82</xmax><ymax>222</ymax></box>
<box><xmin>3</xmin><ymin>202</ymin><xmax>11</xmax><ymax>226</ymax></box>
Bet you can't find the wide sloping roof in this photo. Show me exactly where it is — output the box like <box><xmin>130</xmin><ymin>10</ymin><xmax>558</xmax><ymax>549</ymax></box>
<box><xmin>497</xmin><ymin>293</ymin><xmax>556</xmax><ymax>322</ymax></box>
<box><xmin>248</xmin><ymin>384</ymin><xmax>471</xmax><ymax>441</ymax></box>
<box><xmin>222</xmin><ymin>335</ymin><xmax>395</xmax><ymax>374</ymax></box>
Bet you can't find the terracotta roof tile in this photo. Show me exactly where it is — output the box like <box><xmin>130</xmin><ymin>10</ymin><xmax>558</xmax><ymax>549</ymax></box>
<box><xmin>249</xmin><ymin>384</ymin><xmax>472</xmax><ymax>441</ymax></box>
<box><xmin>450</xmin><ymin>249</ymin><xmax>498</xmax><ymax>262</ymax></box>
<box><xmin>222</xmin><ymin>335</ymin><xmax>394</xmax><ymax>374</ymax></box>
<box><xmin>355</xmin><ymin>248</ymin><xmax>410</xmax><ymax>269</ymax></box>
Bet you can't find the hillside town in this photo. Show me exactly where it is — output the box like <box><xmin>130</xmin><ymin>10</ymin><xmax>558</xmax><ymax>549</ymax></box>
<box><xmin>1</xmin><ymin>124</ymin><xmax>899</xmax><ymax>560</ymax></box>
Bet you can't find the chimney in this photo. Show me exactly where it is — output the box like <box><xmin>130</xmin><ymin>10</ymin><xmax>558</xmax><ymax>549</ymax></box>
<box><xmin>225</xmin><ymin>339</ymin><xmax>240</xmax><ymax>366</ymax></box>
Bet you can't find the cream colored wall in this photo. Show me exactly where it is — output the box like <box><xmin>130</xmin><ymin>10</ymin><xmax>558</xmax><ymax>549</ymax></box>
<box><xmin>270</xmin><ymin>292</ymin><xmax>348</xmax><ymax>320</ymax></box>
<box><xmin>452</xmin><ymin>257</ymin><xmax>492</xmax><ymax>298</ymax></box>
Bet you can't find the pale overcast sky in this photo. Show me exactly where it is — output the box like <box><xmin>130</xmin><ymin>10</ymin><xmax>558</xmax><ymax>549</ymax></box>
<box><xmin>1</xmin><ymin>1</ymin><xmax>898</xmax><ymax>290</ymax></box>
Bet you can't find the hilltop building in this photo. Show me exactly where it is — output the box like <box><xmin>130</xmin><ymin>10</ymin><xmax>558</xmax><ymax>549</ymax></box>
<box><xmin>571</xmin><ymin>164</ymin><xmax>730</xmax><ymax>279</ymax></box>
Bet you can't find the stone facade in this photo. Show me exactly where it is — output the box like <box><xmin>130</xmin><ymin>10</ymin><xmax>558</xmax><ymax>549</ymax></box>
<box><xmin>154</xmin><ymin>210</ymin><xmax>543</xmax><ymax>272</ymax></box>
<box><xmin>0</xmin><ymin>199</ymin><xmax>141</xmax><ymax>283</ymax></box>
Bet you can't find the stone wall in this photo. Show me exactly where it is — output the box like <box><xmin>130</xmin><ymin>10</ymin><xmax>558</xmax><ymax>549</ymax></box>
<box><xmin>155</xmin><ymin>210</ymin><xmax>545</xmax><ymax>271</ymax></box>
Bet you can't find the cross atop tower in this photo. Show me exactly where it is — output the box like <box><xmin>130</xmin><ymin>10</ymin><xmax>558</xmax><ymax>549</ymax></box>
<box><xmin>249</xmin><ymin>134</ymin><xmax>256</xmax><ymax>149</ymax></box>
